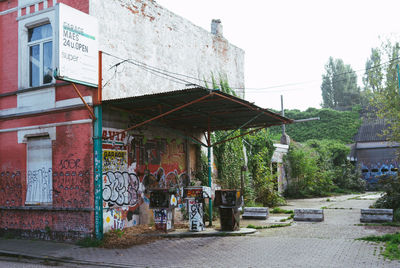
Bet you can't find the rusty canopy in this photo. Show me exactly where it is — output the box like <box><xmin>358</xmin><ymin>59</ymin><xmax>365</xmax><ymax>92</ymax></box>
<box><xmin>102</xmin><ymin>87</ymin><xmax>292</xmax><ymax>136</ymax></box>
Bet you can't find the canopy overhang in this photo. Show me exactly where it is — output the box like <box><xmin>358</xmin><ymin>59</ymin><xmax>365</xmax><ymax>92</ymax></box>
<box><xmin>102</xmin><ymin>87</ymin><xmax>293</xmax><ymax>227</ymax></box>
<box><xmin>102</xmin><ymin>87</ymin><xmax>292</xmax><ymax>141</ymax></box>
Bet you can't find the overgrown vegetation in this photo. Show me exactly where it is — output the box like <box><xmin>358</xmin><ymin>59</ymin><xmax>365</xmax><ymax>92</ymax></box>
<box><xmin>358</xmin><ymin>232</ymin><xmax>400</xmax><ymax>260</ymax></box>
<box><xmin>284</xmin><ymin>140</ymin><xmax>364</xmax><ymax>198</ymax></box>
<box><xmin>205</xmin><ymin>76</ymin><xmax>365</xmax><ymax>205</ymax></box>
<box><xmin>270</xmin><ymin>208</ymin><xmax>293</xmax><ymax>214</ymax></box>
<box><xmin>373</xmin><ymin>175</ymin><xmax>400</xmax><ymax>222</ymax></box>
<box><xmin>244</xmin><ymin>129</ymin><xmax>285</xmax><ymax>207</ymax></box>
<box><xmin>209</xmin><ymin>77</ymin><xmax>285</xmax><ymax>207</ymax></box>
<box><xmin>269</xmin><ymin>107</ymin><xmax>361</xmax><ymax>143</ymax></box>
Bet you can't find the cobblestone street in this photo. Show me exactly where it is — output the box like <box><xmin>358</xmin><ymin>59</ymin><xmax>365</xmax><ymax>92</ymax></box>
<box><xmin>1</xmin><ymin>192</ymin><xmax>399</xmax><ymax>267</ymax></box>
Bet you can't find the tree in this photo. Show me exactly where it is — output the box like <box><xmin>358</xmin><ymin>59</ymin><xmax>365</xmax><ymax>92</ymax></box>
<box><xmin>321</xmin><ymin>57</ymin><xmax>361</xmax><ymax>110</ymax></box>
<box><xmin>368</xmin><ymin>41</ymin><xmax>400</xmax><ymax>142</ymax></box>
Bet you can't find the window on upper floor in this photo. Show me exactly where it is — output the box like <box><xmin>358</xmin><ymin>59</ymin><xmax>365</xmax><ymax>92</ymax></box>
<box><xmin>28</xmin><ymin>23</ymin><xmax>53</xmax><ymax>87</ymax></box>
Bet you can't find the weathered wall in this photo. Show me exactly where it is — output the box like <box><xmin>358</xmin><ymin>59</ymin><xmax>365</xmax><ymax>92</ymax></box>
<box><xmin>101</xmin><ymin>108</ymin><xmax>190</xmax><ymax>232</ymax></box>
<box><xmin>0</xmin><ymin>0</ymin><xmax>95</xmax><ymax>240</ymax></box>
<box><xmin>90</xmin><ymin>0</ymin><xmax>245</xmax><ymax>99</ymax></box>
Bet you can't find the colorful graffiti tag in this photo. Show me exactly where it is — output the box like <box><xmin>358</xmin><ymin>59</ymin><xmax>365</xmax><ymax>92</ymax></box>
<box><xmin>103</xmin><ymin>171</ymin><xmax>140</xmax><ymax>207</ymax></box>
<box><xmin>360</xmin><ymin>161</ymin><xmax>399</xmax><ymax>189</ymax></box>
<box><xmin>101</xmin><ymin>128</ymin><xmax>188</xmax><ymax>231</ymax></box>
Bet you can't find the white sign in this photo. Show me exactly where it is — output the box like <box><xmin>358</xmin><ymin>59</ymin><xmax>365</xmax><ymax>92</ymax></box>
<box><xmin>55</xmin><ymin>3</ymin><xmax>98</xmax><ymax>87</ymax></box>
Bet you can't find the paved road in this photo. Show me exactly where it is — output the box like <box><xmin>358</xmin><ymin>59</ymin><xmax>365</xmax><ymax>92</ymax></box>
<box><xmin>1</xmin><ymin>192</ymin><xmax>399</xmax><ymax>267</ymax></box>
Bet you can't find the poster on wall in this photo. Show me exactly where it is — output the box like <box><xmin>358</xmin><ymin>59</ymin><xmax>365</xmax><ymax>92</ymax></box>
<box><xmin>55</xmin><ymin>3</ymin><xmax>98</xmax><ymax>87</ymax></box>
<box><xmin>102</xmin><ymin>149</ymin><xmax>128</xmax><ymax>172</ymax></box>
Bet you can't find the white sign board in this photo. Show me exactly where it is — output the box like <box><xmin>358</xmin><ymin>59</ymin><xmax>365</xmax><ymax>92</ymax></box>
<box><xmin>55</xmin><ymin>3</ymin><xmax>98</xmax><ymax>87</ymax></box>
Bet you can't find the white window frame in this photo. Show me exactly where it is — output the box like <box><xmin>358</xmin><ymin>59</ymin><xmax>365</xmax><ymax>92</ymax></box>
<box><xmin>27</xmin><ymin>23</ymin><xmax>53</xmax><ymax>87</ymax></box>
<box><xmin>18</xmin><ymin>7</ymin><xmax>56</xmax><ymax>89</ymax></box>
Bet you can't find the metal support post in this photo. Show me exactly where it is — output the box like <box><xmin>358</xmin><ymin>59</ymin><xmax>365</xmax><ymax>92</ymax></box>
<box><xmin>94</xmin><ymin>106</ymin><xmax>103</xmax><ymax>239</ymax></box>
<box><xmin>208</xmin><ymin>145</ymin><xmax>212</xmax><ymax>227</ymax></box>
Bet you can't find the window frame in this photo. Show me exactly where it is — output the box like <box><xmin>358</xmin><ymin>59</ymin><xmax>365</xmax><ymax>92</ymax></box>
<box><xmin>25</xmin><ymin>134</ymin><xmax>53</xmax><ymax>206</ymax></box>
<box><xmin>27</xmin><ymin>23</ymin><xmax>54</xmax><ymax>87</ymax></box>
<box><xmin>18</xmin><ymin>8</ymin><xmax>56</xmax><ymax>90</ymax></box>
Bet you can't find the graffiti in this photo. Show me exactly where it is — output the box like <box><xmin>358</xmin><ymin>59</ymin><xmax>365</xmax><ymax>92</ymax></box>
<box><xmin>53</xmin><ymin>156</ymin><xmax>91</xmax><ymax>208</ymax></box>
<box><xmin>153</xmin><ymin>208</ymin><xmax>173</xmax><ymax>231</ymax></box>
<box><xmin>103</xmin><ymin>207</ymin><xmax>140</xmax><ymax>232</ymax></box>
<box><xmin>360</xmin><ymin>160</ymin><xmax>399</xmax><ymax>189</ymax></box>
<box><xmin>188</xmin><ymin>199</ymin><xmax>204</xmax><ymax>231</ymax></box>
<box><xmin>26</xmin><ymin>167</ymin><xmax>52</xmax><ymax>204</ymax></box>
<box><xmin>0</xmin><ymin>210</ymin><xmax>91</xmax><ymax>237</ymax></box>
<box><xmin>143</xmin><ymin>168</ymin><xmax>189</xmax><ymax>190</ymax></box>
<box><xmin>103</xmin><ymin>149</ymin><xmax>128</xmax><ymax>172</ymax></box>
<box><xmin>0</xmin><ymin>171</ymin><xmax>22</xmax><ymax>206</ymax></box>
<box><xmin>58</xmin><ymin>158</ymin><xmax>81</xmax><ymax>170</ymax></box>
<box><xmin>103</xmin><ymin>171</ymin><xmax>140</xmax><ymax>207</ymax></box>
<box><xmin>161</xmin><ymin>139</ymin><xmax>185</xmax><ymax>168</ymax></box>
<box><xmin>142</xmin><ymin>168</ymin><xmax>188</xmax><ymax>207</ymax></box>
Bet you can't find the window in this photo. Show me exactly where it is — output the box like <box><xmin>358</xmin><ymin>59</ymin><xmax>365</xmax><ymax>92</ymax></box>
<box><xmin>26</xmin><ymin>136</ymin><xmax>52</xmax><ymax>205</ymax></box>
<box><xmin>28</xmin><ymin>23</ymin><xmax>53</xmax><ymax>87</ymax></box>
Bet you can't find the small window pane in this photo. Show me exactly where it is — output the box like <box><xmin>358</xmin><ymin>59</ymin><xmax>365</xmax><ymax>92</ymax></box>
<box><xmin>28</xmin><ymin>24</ymin><xmax>52</xmax><ymax>42</ymax></box>
<box><xmin>30</xmin><ymin>45</ymin><xmax>40</xmax><ymax>87</ymax></box>
<box><xmin>43</xmin><ymin>41</ymin><xmax>53</xmax><ymax>84</ymax></box>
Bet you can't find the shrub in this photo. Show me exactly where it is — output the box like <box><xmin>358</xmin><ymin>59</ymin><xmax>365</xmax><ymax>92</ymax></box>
<box><xmin>284</xmin><ymin>140</ymin><xmax>364</xmax><ymax>198</ymax></box>
<box><xmin>374</xmin><ymin>175</ymin><xmax>400</xmax><ymax>217</ymax></box>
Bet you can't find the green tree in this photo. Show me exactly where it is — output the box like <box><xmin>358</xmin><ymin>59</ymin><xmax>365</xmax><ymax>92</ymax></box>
<box><xmin>368</xmin><ymin>41</ymin><xmax>400</xmax><ymax>142</ymax></box>
<box><xmin>321</xmin><ymin>57</ymin><xmax>361</xmax><ymax>110</ymax></box>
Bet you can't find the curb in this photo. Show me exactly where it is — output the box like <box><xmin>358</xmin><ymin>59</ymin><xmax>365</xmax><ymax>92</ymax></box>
<box><xmin>0</xmin><ymin>228</ymin><xmax>256</xmax><ymax>267</ymax></box>
<box><xmin>0</xmin><ymin>250</ymin><xmax>131</xmax><ymax>268</ymax></box>
<box><xmin>146</xmin><ymin>227</ymin><xmax>257</xmax><ymax>238</ymax></box>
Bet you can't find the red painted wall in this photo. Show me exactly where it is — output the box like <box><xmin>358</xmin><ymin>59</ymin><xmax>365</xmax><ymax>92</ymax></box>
<box><xmin>0</xmin><ymin>0</ymin><xmax>18</xmax><ymax>95</ymax></box>
<box><xmin>0</xmin><ymin>0</ymin><xmax>94</xmax><ymax>240</ymax></box>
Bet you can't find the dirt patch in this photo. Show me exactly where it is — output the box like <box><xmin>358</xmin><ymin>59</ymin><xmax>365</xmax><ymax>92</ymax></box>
<box><xmin>363</xmin><ymin>225</ymin><xmax>400</xmax><ymax>234</ymax></box>
<box><xmin>101</xmin><ymin>225</ymin><xmax>164</xmax><ymax>249</ymax></box>
<box><xmin>101</xmin><ymin>223</ymin><xmax>193</xmax><ymax>249</ymax></box>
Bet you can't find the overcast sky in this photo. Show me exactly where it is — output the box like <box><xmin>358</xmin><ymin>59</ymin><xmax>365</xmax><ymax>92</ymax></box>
<box><xmin>156</xmin><ymin>0</ymin><xmax>400</xmax><ymax>111</ymax></box>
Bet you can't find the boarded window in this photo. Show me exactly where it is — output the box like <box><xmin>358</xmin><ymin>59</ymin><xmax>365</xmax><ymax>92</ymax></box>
<box><xmin>26</xmin><ymin>136</ymin><xmax>52</xmax><ymax>204</ymax></box>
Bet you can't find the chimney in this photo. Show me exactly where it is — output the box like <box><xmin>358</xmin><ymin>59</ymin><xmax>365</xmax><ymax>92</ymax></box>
<box><xmin>211</xmin><ymin>19</ymin><xmax>223</xmax><ymax>36</ymax></box>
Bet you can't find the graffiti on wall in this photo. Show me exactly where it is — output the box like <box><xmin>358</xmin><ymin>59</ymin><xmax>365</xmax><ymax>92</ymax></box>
<box><xmin>103</xmin><ymin>207</ymin><xmax>140</xmax><ymax>231</ymax></box>
<box><xmin>26</xmin><ymin>167</ymin><xmax>52</xmax><ymax>204</ymax></box>
<box><xmin>360</xmin><ymin>160</ymin><xmax>399</xmax><ymax>188</ymax></box>
<box><xmin>101</xmin><ymin>128</ymin><xmax>188</xmax><ymax>231</ymax></box>
<box><xmin>0</xmin><ymin>171</ymin><xmax>22</xmax><ymax>206</ymax></box>
<box><xmin>0</xmin><ymin>209</ymin><xmax>91</xmax><ymax>238</ymax></box>
<box><xmin>53</xmin><ymin>156</ymin><xmax>91</xmax><ymax>208</ymax></box>
<box><xmin>103</xmin><ymin>171</ymin><xmax>140</xmax><ymax>207</ymax></box>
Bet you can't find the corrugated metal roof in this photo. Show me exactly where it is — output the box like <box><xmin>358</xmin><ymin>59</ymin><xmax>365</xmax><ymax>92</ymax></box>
<box><xmin>102</xmin><ymin>87</ymin><xmax>292</xmax><ymax>132</ymax></box>
<box><xmin>353</xmin><ymin>118</ymin><xmax>389</xmax><ymax>142</ymax></box>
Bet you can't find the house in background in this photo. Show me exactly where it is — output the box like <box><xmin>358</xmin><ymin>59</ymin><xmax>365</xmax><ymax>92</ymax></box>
<box><xmin>351</xmin><ymin>118</ymin><xmax>399</xmax><ymax>189</ymax></box>
<box><xmin>0</xmin><ymin>0</ymin><xmax>245</xmax><ymax>239</ymax></box>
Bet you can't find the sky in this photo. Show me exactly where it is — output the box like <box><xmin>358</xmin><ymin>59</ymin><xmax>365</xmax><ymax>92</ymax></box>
<box><xmin>156</xmin><ymin>0</ymin><xmax>400</xmax><ymax>111</ymax></box>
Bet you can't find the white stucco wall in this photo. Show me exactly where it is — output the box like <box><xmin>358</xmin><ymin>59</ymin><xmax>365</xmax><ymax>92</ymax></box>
<box><xmin>89</xmin><ymin>0</ymin><xmax>245</xmax><ymax>100</ymax></box>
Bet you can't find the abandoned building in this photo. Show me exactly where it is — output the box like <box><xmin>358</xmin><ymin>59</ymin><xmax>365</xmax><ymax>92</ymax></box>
<box><xmin>0</xmin><ymin>0</ymin><xmax>290</xmax><ymax>240</ymax></box>
<box><xmin>351</xmin><ymin>117</ymin><xmax>399</xmax><ymax>189</ymax></box>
